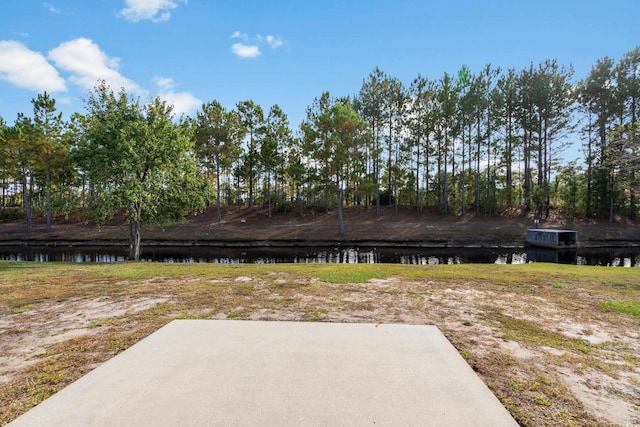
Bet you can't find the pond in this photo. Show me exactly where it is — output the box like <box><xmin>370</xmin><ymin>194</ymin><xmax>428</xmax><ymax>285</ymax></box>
<box><xmin>1</xmin><ymin>245</ymin><xmax>639</xmax><ymax>266</ymax></box>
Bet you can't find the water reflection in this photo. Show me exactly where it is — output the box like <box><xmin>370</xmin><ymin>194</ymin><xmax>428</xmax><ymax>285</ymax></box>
<box><xmin>0</xmin><ymin>245</ymin><xmax>639</xmax><ymax>266</ymax></box>
<box><xmin>292</xmin><ymin>248</ymin><xmax>372</xmax><ymax>264</ymax></box>
<box><xmin>525</xmin><ymin>248</ymin><xmax>578</xmax><ymax>264</ymax></box>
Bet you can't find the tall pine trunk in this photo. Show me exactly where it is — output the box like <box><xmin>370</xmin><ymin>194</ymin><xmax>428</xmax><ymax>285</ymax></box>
<box><xmin>46</xmin><ymin>162</ymin><xmax>52</xmax><ymax>231</ymax></box>
<box><xmin>486</xmin><ymin>108</ymin><xmax>492</xmax><ymax>213</ymax></box>
<box><xmin>22</xmin><ymin>172</ymin><xmax>33</xmax><ymax>234</ymax></box>
<box><xmin>336</xmin><ymin>174</ymin><xmax>345</xmax><ymax>237</ymax></box>
<box><xmin>460</xmin><ymin>128</ymin><xmax>466</xmax><ymax>215</ymax></box>
<box><xmin>267</xmin><ymin>170</ymin><xmax>272</xmax><ymax>218</ymax></box>
<box><xmin>630</xmin><ymin>171</ymin><xmax>637</xmax><ymax>220</ymax></box>
<box><xmin>248</xmin><ymin>128</ymin><xmax>254</xmax><ymax>209</ymax></box>
<box><xmin>585</xmin><ymin>117</ymin><xmax>593</xmax><ymax>217</ymax></box>
<box><xmin>475</xmin><ymin>111</ymin><xmax>481</xmax><ymax>215</ymax></box>
<box><xmin>524</xmin><ymin>129</ymin><xmax>532</xmax><ymax>212</ymax></box>
<box><xmin>374</xmin><ymin>126</ymin><xmax>381</xmax><ymax>215</ymax></box>
<box><xmin>415</xmin><ymin>133</ymin><xmax>421</xmax><ymax>210</ymax></box>
<box><xmin>394</xmin><ymin>140</ymin><xmax>399</xmax><ymax>216</ymax></box>
<box><xmin>506</xmin><ymin>114</ymin><xmax>513</xmax><ymax>206</ymax></box>
<box><xmin>443</xmin><ymin>129</ymin><xmax>449</xmax><ymax>214</ymax></box>
<box><xmin>216</xmin><ymin>154</ymin><xmax>222</xmax><ymax>223</ymax></box>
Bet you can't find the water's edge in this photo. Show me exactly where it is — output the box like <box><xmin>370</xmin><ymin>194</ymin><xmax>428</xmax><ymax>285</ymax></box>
<box><xmin>2</xmin><ymin>243</ymin><xmax>639</xmax><ymax>266</ymax></box>
<box><xmin>2</xmin><ymin>238</ymin><xmax>640</xmax><ymax>249</ymax></box>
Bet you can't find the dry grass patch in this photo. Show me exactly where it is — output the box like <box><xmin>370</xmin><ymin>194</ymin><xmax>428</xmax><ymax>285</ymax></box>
<box><xmin>1</xmin><ymin>262</ymin><xmax>639</xmax><ymax>426</ymax></box>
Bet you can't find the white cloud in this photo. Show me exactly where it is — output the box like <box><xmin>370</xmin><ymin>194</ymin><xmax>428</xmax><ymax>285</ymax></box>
<box><xmin>231</xmin><ymin>31</ymin><xmax>248</xmax><ymax>41</ymax></box>
<box><xmin>0</xmin><ymin>40</ymin><xmax>66</xmax><ymax>92</ymax></box>
<box><xmin>266</xmin><ymin>35</ymin><xmax>283</xmax><ymax>49</ymax></box>
<box><xmin>120</xmin><ymin>0</ymin><xmax>187</xmax><ymax>23</ymax></box>
<box><xmin>153</xmin><ymin>76</ymin><xmax>201</xmax><ymax>116</ymax></box>
<box><xmin>230</xmin><ymin>32</ymin><xmax>284</xmax><ymax>58</ymax></box>
<box><xmin>43</xmin><ymin>2</ymin><xmax>60</xmax><ymax>13</ymax></box>
<box><xmin>160</xmin><ymin>91</ymin><xmax>201</xmax><ymax>116</ymax></box>
<box><xmin>48</xmin><ymin>37</ymin><xmax>145</xmax><ymax>96</ymax></box>
<box><xmin>231</xmin><ymin>43</ymin><xmax>260</xmax><ymax>59</ymax></box>
<box><xmin>152</xmin><ymin>76</ymin><xmax>174</xmax><ymax>91</ymax></box>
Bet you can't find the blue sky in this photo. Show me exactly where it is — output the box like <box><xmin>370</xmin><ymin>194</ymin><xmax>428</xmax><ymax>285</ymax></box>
<box><xmin>1</xmin><ymin>0</ymin><xmax>639</xmax><ymax>136</ymax></box>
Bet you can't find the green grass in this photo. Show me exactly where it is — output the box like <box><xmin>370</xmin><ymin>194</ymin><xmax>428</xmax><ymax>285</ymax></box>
<box><xmin>483</xmin><ymin>308</ymin><xmax>594</xmax><ymax>354</ymax></box>
<box><xmin>311</xmin><ymin>265</ymin><xmax>390</xmax><ymax>284</ymax></box>
<box><xmin>599</xmin><ymin>299</ymin><xmax>640</xmax><ymax>318</ymax></box>
<box><xmin>2</xmin><ymin>262</ymin><xmax>639</xmax><ymax>315</ymax></box>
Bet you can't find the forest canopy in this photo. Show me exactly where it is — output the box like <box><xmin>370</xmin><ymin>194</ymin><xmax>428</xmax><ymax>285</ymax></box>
<box><xmin>1</xmin><ymin>47</ymin><xmax>639</xmax><ymax>248</ymax></box>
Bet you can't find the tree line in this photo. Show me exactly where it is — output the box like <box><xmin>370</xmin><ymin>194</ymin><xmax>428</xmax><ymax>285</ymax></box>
<box><xmin>1</xmin><ymin>47</ymin><xmax>638</xmax><ymax>258</ymax></box>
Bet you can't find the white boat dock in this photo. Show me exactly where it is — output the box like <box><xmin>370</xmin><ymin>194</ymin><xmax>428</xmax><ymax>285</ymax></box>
<box><xmin>526</xmin><ymin>228</ymin><xmax>578</xmax><ymax>249</ymax></box>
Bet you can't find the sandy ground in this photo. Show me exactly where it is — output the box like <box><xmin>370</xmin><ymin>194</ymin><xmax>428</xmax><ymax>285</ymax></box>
<box><xmin>1</xmin><ymin>273</ymin><xmax>638</xmax><ymax>426</ymax></box>
<box><xmin>0</xmin><ymin>296</ymin><xmax>168</xmax><ymax>385</ymax></box>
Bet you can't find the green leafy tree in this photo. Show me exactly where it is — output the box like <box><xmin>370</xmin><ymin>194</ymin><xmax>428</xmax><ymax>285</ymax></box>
<box><xmin>518</xmin><ymin>64</ymin><xmax>540</xmax><ymax>212</ymax></box>
<box><xmin>578</xmin><ymin>57</ymin><xmax>619</xmax><ymax>219</ymax></box>
<box><xmin>303</xmin><ymin>93</ymin><xmax>367</xmax><ymax>235</ymax></box>
<box><xmin>263</xmin><ymin>105</ymin><xmax>290</xmax><ymax>217</ymax></box>
<box><xmin>408</xmin><ymin>75</ymin><xmax>429</xmax><ymax>209</ymax></box>
<box><xmin>302</xmin><ymin>92</ymin><xmax>332</xmax><ymax>211</ymax></box>
<box><xmin>435</xmin><ymin>72</ymin><xmax>460</xmax><ymax>213</ymax></box>
<box><xmin>494</xmin><ymin>68</ymin><xmax>521</xmax><ymax>207</ymax></box>
<box><xmin>456</xmin><ymin>66</ymin><xmax>474</xmax><ymax>214</ymax></box>
<box><xmin>193</xmin><ymin>100</ymin><xmax>243</xmax><ymax>222</ymax></box>
<box><xmin>237</xmin><ymin>100</ymin><xmax>265</xmax><ymax>208</ymax></box>
<box><xmin>31</xmin><ymin>92</ymin><xmax>68</xmax><ymax>231</ymax></box>
<box><xmin>75</xmin><ymin>82</ymin><xmax>208</xmax><ymax>260</ymax></box>
<box><xmin>615</xmin><ymin>47</ymin><xmax>640</xmax><ymax>218</ymax></box>
<box><xmin>381</xmin><ymin>75</ymin><xmax>406</xmax><ymax>214</ymax></box>
<box><xmin>283</xmin><ymin>137</ymin><xmax>308</xmax><ymax>215</ymax></box>
<box><xmin>528</xmin><ymin>60</ymin><xmax>574</xmax><ymax>217</ymax></box>
<box><xmin>469</xmin><ymin>69</ymin><xmax>490</xmax><ymax>214</ymax></box>
<box><xmin>0</xmin><ymin>117</ymin><xmax>8</xmax><ymax>207</ymax></box>
<box><xmin>555</xmin><ymin>161</ymin><xmax>585</xmax><ymax>217</ymax></box>
<box><xmin>4</xmin><ymin>116</ymin><xmax>38</xmax><ymax>232</ymax></box>
<box><xmin>356</xmin><ymin>67</ymin><xmax>387</xmax><ymax>212</ymax></box>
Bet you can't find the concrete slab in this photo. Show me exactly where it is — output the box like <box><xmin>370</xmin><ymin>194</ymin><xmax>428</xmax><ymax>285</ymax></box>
<box><xmin>9</xmin><ymin>320</ymin><xmax>518</xmax><ymax>426</ymax></box>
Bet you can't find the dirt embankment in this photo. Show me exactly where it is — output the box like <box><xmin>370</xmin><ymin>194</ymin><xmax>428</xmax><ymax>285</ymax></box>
<box><xmin>1</xmin><ymin>206</ymin><xmax>639</xmax><ymax>248</ymax></box>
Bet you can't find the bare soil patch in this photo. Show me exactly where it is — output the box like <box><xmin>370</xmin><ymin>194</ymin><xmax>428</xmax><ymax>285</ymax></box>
<box><xmin>0</xmin><ymin>296</ymin><xmax>168</xmax><ymax>385</ymax></box>
<box><xmin>1</xmin><ymin>263</ymin><xmax>638</xmax><ymax>426</ymax></box>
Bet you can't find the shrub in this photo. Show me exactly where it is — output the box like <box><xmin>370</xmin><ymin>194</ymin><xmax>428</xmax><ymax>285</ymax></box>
<box><xmin>0</xmin><ymin>208</ymin><xmax>24</xmax><ymax>222</ymax></box>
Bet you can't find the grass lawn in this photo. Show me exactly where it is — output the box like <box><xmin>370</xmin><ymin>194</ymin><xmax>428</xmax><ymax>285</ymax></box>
<box><xmin>1</xmin><ymin>262</ymin><xmax>639</xmax><ymax>426</ymax></box>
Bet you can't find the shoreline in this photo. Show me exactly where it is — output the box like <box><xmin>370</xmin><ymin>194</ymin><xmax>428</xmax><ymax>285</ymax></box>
<box><xmin>1</xmin><ymin>238</ymin><xmax>640</xmax><ymax>249</ymax></box>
